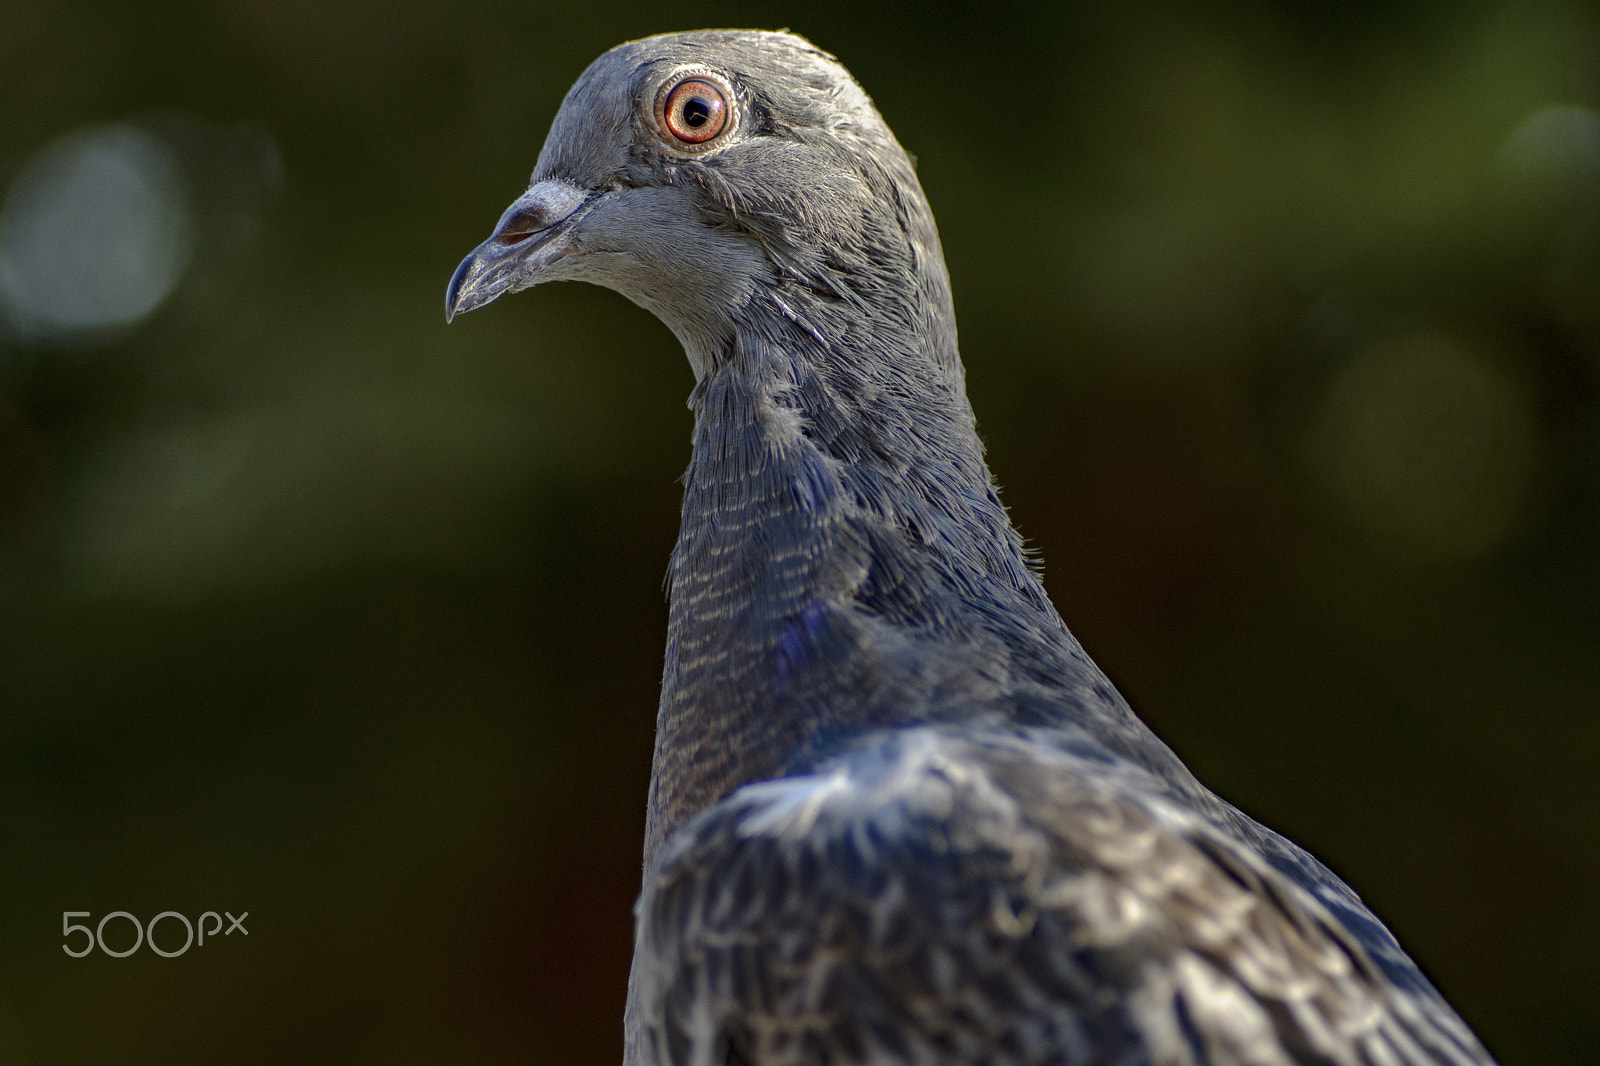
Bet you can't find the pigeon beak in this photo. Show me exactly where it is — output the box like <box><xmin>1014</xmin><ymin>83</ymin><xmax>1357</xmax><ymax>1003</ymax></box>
<box><xmin>445</xmin><ymin>179</ymin><xmax>591</xmax><ymax>322</ymax></box>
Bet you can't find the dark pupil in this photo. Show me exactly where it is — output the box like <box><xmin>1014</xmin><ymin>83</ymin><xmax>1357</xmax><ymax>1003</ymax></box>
<box><xmin>682</xmin><ymin>96</ymin><xmax>711</xmax><ymax>128</ymax></box>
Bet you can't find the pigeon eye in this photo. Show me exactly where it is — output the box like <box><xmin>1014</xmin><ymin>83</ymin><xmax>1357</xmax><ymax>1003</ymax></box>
<box><xmin>658</xmin><ymin>76</ymin><xmax>731</xmax><ymax>147</ymax></box>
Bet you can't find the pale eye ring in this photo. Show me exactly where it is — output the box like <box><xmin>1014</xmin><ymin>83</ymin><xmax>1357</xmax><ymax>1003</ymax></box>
<box><xmin>655</xmin><ymin>71</ymin><xmax>735</xmax><ymax>149</ymax></box>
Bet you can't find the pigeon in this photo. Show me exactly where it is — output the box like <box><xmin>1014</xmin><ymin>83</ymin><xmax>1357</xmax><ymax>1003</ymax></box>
<box><xmin>447</xmin><ymin>28</ymin><xmax>1497</xmax><ymax>1066</ymax></box>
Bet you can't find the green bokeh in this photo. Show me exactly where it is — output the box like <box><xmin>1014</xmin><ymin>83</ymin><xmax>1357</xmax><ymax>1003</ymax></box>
<box><xmin>2</xmin><ymin>2</ymin><xmax>1597</xmax><ymax>1063</ymax></box>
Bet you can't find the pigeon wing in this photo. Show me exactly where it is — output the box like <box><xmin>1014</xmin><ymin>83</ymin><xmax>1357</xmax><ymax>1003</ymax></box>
<box><xmin>627</xmin><ymin>726</ymin><xmax>1492</xmax><ymax>1066</ymax></box>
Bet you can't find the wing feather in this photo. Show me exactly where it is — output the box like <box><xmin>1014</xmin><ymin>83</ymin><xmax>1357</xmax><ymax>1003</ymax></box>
<box><xmin>625</xmin><ymin>727</ymin><xmax>1493</xmax><ymax>1066</ymax></box>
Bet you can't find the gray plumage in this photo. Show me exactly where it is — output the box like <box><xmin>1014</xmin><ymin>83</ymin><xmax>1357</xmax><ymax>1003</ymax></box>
<box><xmin>446</xmin><ymin>29</ymin><xmax>1496</xmax><ymax>1066</ymax></box>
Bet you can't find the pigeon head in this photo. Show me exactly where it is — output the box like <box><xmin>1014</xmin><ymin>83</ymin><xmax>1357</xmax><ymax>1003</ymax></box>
<box><xmin>446</xmin><ymin>29</ymin><xmax>956</xmax><ymax>380</ymax></box>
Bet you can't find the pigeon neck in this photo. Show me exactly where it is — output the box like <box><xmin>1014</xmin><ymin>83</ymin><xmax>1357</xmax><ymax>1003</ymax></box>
<box><xmin>641</xmin><ymin>292</ymin><xmax>1062</xmax><ymax>870</ymax></box>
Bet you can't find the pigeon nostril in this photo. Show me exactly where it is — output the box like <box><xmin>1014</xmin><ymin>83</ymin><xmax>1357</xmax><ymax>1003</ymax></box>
<box><xmin>495</xmin><ymin>207</ymin><xmax>550</xmax><ymax>245</ymax></box>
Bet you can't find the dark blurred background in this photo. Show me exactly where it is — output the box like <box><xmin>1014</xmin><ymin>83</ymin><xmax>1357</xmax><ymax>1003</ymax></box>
<box><xmin>1</xmin><ymin>0</ymin><xmax>1596</xmax><ymax>1062</ymax></box>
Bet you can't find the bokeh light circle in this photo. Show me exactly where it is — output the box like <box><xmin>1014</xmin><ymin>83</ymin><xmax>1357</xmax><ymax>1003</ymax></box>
<box><xmin>1309</xmin><ymin>331</ymin><xmax>1536</xmax><ymax>562</ymax></box>
<box><xmin>0</xmin><ymin>123</ymin><xmax>193</xmax><ymax>344</ymax></box>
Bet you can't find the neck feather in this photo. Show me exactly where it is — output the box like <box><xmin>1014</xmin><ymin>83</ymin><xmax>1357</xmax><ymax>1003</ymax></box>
<box><xmin>640</xmin><ymin>290</ymin><xmax>1067</xmax><ymax>868</ymax></box>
